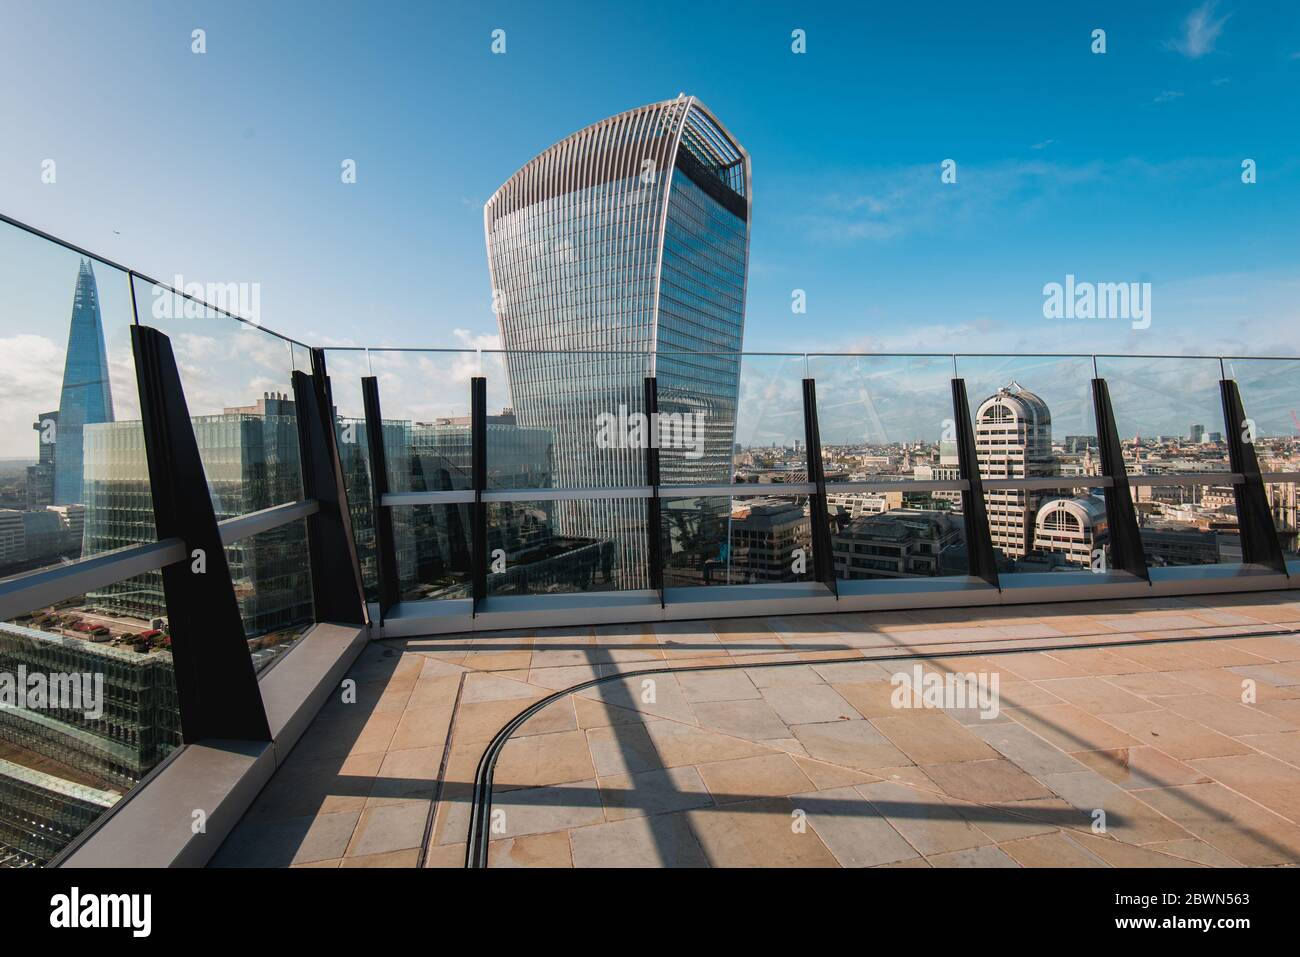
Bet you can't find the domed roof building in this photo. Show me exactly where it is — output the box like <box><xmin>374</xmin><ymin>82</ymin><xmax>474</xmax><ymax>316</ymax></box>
<box><xmin>974</xmin><ymin>382</ymin><xmax>1058</xmax><ymax>559</ymax></box>
<box><xmin>1033</xmin><ymin>495</ymin><xmax>1109</xmax><ymax>567</ymax></box>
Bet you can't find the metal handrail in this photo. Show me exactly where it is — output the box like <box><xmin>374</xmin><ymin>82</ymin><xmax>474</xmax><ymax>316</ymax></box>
<box><xmin>217</xmin><ymin>499</ymin><xmax>320</xmax><ymax>546</ymax></box>
<box><xmin>0</xmin><ymin>211</ymin><xmax>312</xmax><ymax>350</ymax></box>
<box><xmin>0</xmin><ymin>539</ymin><xmax>184</xmax><ymax>623</ymax></box>
<box><xmin>0</xmin><ymin>498</ymin><xmax>318</xmax><ymax>622</ymax></box>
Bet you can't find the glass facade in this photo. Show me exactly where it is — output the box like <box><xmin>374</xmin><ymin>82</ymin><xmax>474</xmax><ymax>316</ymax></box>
<box><xmin>79</xmin><ymin>414</ymin><xmax>312</xmax><ymax>641</ymax></box>
<box><xmin>52</xmin><ymin>260</ymin><xmax>116</xmax><ymax>507</ymax></box>
<box><xmin>484</xmin><ymin>97</ymin><xmax>751</xmax><ymax>587</ymax></box>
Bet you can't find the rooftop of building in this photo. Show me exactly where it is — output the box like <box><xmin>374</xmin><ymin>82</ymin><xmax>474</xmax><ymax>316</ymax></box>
<box><xmin>208</xmin><ymin>590</ymin><xmax>1300</xmax><ymax>868</ymax></box>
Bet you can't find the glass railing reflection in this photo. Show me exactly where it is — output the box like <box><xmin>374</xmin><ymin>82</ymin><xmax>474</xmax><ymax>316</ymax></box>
<box><xmin>488</xmin><ymin>498</ymin><xmax>638</xmax><ymax>594</ymax></box>
<box><xmin>1097</xmin><ymin>356</ymin><xmax>1238</xmax><ymax>567</ymax></box>
<box><xmin>957</xmin><ymin>355</ymin><xmax>1110</xmax><ymax>574</ymax></box>
<box><xmin>324</xmin><ymin>349</ymin><xmax>478</xmax><ymax>602</ymax></box>
<box><xmin>482</xmin><ymin>349</ymin><xmax>649</xmax><ymax>490</ymax></box>
<box><xmin>808</xmin><ymin>354</ymin><xmax>968</xmax><ymax>582</ymax></box>
<box><xmin>809</xmin><ymin>354</ymin><xmax>956</xmax><ymax>481</ymax></box>
<box><xmin>662</xmin><ymin>494</ymin><xmax>816</xmax><ymax>587</ymax></box>
<box><xmin>0</xmin><ymin>221</ymin><xmax>182</xmax><ymax>867</ymax></box>
<box><xmin>1225</xmin><ymin>357</ymin><xmax>1300</xmax><ymax>473</ymax></box>
<box><xmin>0</xmin><ymin>222</ymin><xmax>149</xmax><ymax>582</ymax></box>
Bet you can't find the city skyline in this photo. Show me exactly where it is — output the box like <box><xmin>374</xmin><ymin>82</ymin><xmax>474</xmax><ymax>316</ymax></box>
<box><xmin>0</xmin><ymin>8</ymin><xmax>1290</xmax><ymax>683</ymax></box>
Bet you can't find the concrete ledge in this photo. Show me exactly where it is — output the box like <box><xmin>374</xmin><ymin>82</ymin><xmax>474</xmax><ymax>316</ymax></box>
<box><xmin>664</xmin><ymin>581</ymin><xmax>834</xmax><ymax>618</ymax></box>
<box><xmin>262</xmin><ymin>622</ymin><xmax>370</xmax><ymax>764</ymax></box>
<box><xmin>382</xmin><ymin>597</ymin><xmax>474</xmax><ymax>638</ymax></box>
<box><xmin>59</xmin><ymin>620</ymin><xmax>368</xmax><ymax>868</ymax></box>
<box><xmin>481</xmin><ymin>590</ymin><xmax>662</xmax><ymax>630</ymax></box>
<box><xmin>61</xmin><ymin>739</ymin><xmax>274</xmax><ymax>868</ymax></box>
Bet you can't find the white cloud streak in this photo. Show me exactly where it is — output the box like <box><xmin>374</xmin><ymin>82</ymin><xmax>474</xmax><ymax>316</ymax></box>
<box><xmin>1168</xmin><ymin>2</ymin><xmax>1230</xmax><ymax>59</ymax></box>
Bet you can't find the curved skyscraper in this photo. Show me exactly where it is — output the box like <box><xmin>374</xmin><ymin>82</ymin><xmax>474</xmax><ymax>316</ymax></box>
<box><xmin>53</xmin><ymin>259</ymin><xmax>115</xmax><ymax>506</ymax></box>
<box><xmin>484</xmin><ymin>96</ymin><xmax>751</xmax><ymax>586</ymax></box>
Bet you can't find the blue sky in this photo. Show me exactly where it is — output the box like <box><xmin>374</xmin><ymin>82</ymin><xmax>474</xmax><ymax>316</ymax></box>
<box><xmin>1</xmin><ymin>0</ymin><xmax>1298</xmax><ymax>455</ymax></box>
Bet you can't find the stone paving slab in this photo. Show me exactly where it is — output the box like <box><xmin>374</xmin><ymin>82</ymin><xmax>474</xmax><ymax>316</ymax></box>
<box><xmin>210</xmin><ymin>590</ymin><xmax>1300</xmax><ymax>867</ymax></box>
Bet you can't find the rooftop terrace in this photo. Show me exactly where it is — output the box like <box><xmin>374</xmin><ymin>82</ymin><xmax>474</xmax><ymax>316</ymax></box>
<box><xmin>212</xmin><ymin>591</ymin><xmax>1300</xmax><ymax>868</ymax></box>
<box><xmin>4</xmin><ymin>210</ymin><xmax>1300</xmax><ymax>870</ymax></box>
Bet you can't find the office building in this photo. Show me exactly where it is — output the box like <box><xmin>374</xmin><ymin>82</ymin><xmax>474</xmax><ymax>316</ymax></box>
<box><xmin>1032</xmin><ymin>495</ymin><xmax>1108</xmax><ymax>565</ymax></box>
<box><xmin>484</xmin><ymin>96</ymin><xmax>751</xmax><ymax>585</ymax></box>
<box><xmin>25</xmin><ymin>411</ymin><xmax>57</xmax><ymax>510</ymax></box>
<box><xmin>832</xmin><ymin>509</ymin><xmax>965</xmax><ymax>579</ymax></box>
<box><xmin>726</xmin><ymin>497</ymin><xmax>812</xmax><ymax>583</ymax></box>
<box><xmin>975</xmin><ymin>382</ymin><xmax>1056</xmax><ymax>560</ymax></box>
<box><xmin>80</xmin><ymin>397</ymin><xmax>311</xmax><ymax>634</ymax></box>
<box><xmin>0</xmin><ymin>622</ymin><xmax>181</xmax><ymax>866</ymax></box>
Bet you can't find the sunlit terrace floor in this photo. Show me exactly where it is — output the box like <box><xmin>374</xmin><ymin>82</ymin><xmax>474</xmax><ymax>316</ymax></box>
<box><xmin>211</xmin><ymin>590</ymin><xmax>1300</xmax><ymax>868</ymax></box>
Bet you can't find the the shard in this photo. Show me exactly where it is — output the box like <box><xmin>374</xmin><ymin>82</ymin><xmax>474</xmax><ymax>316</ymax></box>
<box><xmin>53</xmin><ymin>258</ymin><xmax>115</xmax><ymax>505</ymax></box>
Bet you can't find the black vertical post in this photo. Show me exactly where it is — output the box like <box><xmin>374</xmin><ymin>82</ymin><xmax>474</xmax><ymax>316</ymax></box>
<box><xmin>1091</xmin><ymin>378</ymin><xmax>1151</xmax><ymax>582</ymax></box>
<box><xmin>951</xmin><ymin>379</ymin><xmax>1001</xmax><ymax>589</ymax></box>
<box><xmin>1221</xmin><ymin>378</ymin><xmax>1287</xmax><ymax>573</ymax></box>
<box><xmin>643</xmin><ymin>377</ymin><xmax>665</xmax><ymax>606</ymax></box>
<box><xmin>362</xmin><ymin>376</ymin><xmax>400</xmax><ymax>619</ymax></box>
<box><xmin>292</xmin><ymin>349</ymin><xmax>367</xmax><ymax>625</ymax></box>
<box><xmin>801</xmin><ymin>379</ymin><xmax>838</xmax><ymax>596</ymax></box>
<box><xmin>471</xmin><ymin>377</ymin><xmax>488</xmax><ymax>613</ymax></box>
<box><xmin>132</xmin><ymin>325</ymin><xmax>270</xmax><ymax>742</ymax></box>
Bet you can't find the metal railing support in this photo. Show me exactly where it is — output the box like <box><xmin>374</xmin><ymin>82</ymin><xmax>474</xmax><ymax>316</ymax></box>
<box><xmin>644</xmin><ymin>377</ymin><xmax>665</xmax><ymax>606</ymax></box>
<box><xmin>471</xmin><ymin>376</ymin><xmax>488</xmax><ymax>613</ymax></box>
<box><xmin>1221</xmin><ymin>378</ymin><xmax>1288</xmax><ymax>573</ymax></box>
<box><xmin>1091</xmin><ymin>378</ymin><xmax>1151</xmax><ymax>581</ymax></box>
<box><xmin>132</xmin><ymin>324</ymin><xmax>271</xmax><ymax>742</ymax></box>
<box><xmin>362</xmin><ymin>376</ymin><xmax>400</xmax><ymax>618</ymax></box>
<box><xmin>951</xmin><ymin>379</ymin><xmax>1001</xmax><ymax>589</ymax></box>
<box><xmin>801</xmin><ymin>378</ymin><xmax>838</xmax><ymax>596</ymax></box>
<box><xmin>292</xmin><ymin>350</ymin><xmax>368</xmax><ymax>625</ymax></box>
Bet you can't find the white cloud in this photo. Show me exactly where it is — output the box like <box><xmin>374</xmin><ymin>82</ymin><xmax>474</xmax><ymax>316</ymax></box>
<box><xmin>820</xmin><ymin>270</ymin><xmax>1300</xmax><ymax>359</ymax></box>
<box><xmin>1154</xmin><ymin>90</ymin><xmax>1185</xmax><ymax>104</ymax></box>
<box><xmin>162</xmin><ymin>326</ymin><xmax>298</xmax><ymax>417</ymax></box>
<box><xmin>451</xmin><ymin>327</ymin><xmax>501</xmax><ymax>350</ymax></box>
<box><xmin>800</xmin><ymin>158</ymin><xmax>1131</xmax><ymax>244</ymax></box>
<box><xmin>1168</xmin><ymin>2</ymin><xmax>1230</xmax><ymax>58</ymax></box>
<box><xmin>799</xmin><ymin>156</ymin><xmax>1229</xmax><ymax>246</ymax></box>
<box><xmin>0</xmin><ymin>335</ymin><xmax>63</xmax><ymax>458</ymax></box>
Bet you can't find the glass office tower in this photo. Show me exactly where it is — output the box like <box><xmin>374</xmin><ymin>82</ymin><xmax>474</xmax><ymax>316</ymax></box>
<box><xmin>53</xmin><ymin>259</ymin><xmax>115</xmax><ymax>507</ymax></box>
<box><xmin>484</xmin><ymin>96</ymin><xmax>752</xmax><ymax>585</ymax></box>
